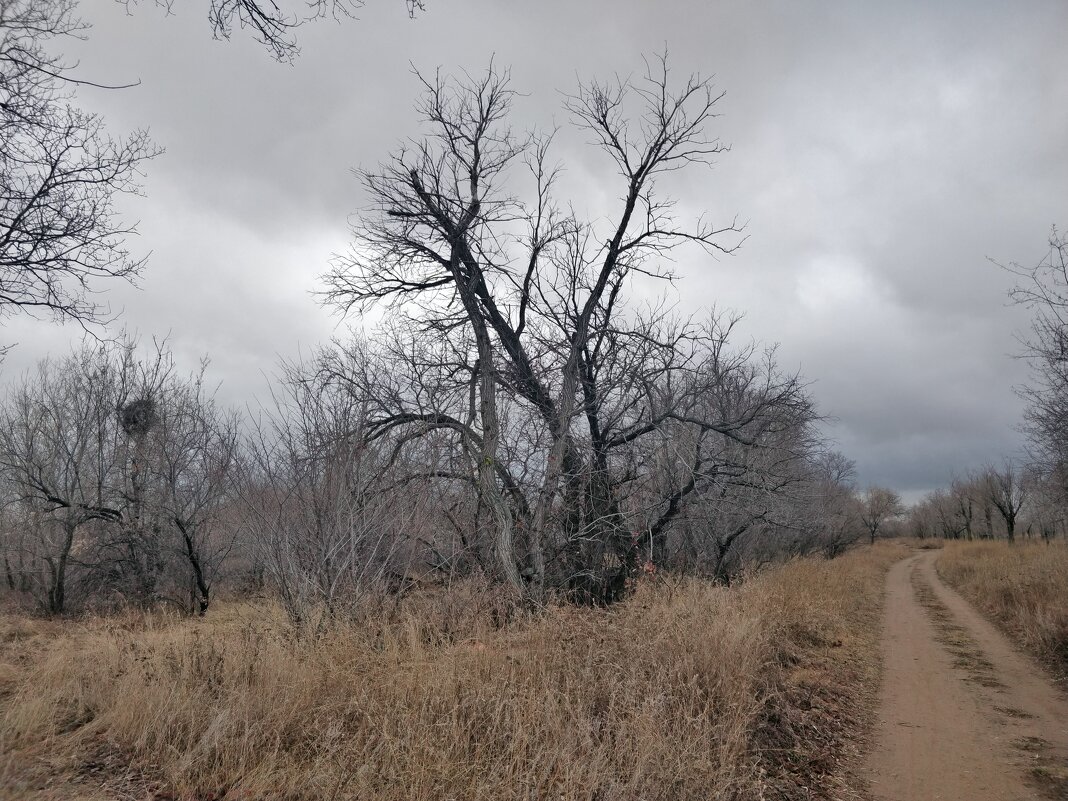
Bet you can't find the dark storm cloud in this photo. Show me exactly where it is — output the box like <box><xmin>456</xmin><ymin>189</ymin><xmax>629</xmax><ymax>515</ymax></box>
<box><xmin>2</xmin><ymin>0</ymin><xmax>1065</xmax><ymax>498</ymax></box>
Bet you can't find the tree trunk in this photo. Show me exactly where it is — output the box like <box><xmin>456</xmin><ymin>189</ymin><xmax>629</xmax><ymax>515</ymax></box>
<box><xmin>474</xmin><ymin>329</ymin><xmax>523</xmax><ymax>593</ymax></box>
<box><xmin>176</xmin><ymin>520</ymin><xmax>211</xmax><ymax>616</ymax></box>
<box><xmin>46</xmin><ymin>522</ymin><xmax>76</xmax><ymax>615</ymax></box>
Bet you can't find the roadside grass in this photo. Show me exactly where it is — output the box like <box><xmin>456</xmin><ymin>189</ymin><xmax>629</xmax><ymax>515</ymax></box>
<box><xmin>936</xmin><ymin>540</ymin><xmax>1068</xmax><ymax>685</ymax></box>
<box><xmin>0</xmin><ymin>542</ymin><xmax>908</xmax><ymax>801</ymax></box>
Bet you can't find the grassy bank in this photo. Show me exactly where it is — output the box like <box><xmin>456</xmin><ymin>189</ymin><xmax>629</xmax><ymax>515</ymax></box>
<box><xmin>0</xmin><ymin>542</ymin><xmax>908</xmax><ymax>801</ymax></box>
<box><xmin>937</xmin><ymin>540</ymin><xmax>1068</xmax><ymax>684</ymax></box>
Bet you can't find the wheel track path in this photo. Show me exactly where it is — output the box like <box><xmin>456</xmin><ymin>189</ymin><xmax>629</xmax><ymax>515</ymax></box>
<box><xmin>867</xmin><ymin>550</ymin><xmax>1068</xmax><ymax>801</ymax></box>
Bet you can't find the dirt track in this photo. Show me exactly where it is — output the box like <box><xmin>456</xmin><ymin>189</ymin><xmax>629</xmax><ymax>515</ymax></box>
<box><xmin>867</xmin><ymin>550</ymin><xmax>1068</xmax><ymax>801</ymax></box>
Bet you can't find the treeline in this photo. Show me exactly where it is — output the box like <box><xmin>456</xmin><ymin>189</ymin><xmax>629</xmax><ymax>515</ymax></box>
<box><xmin>0</xmin><ymin>334</ymin><xmax>885</xmax><ymax>622</ymax></box>
<box><xmin>908</xmin><ymin>464</ymin><xmax>1059</xmax><ymax>542</ymax></box>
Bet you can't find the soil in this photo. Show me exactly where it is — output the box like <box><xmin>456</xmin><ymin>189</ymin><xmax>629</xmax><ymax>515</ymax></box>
<box><xmin>867</xmin><ymin>550</ymin><xmax>1068</xmax><ymax>801</ymax></box>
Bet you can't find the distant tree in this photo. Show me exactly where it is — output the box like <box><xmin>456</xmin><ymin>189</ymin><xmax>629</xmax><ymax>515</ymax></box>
<box><xmin>810</xmin><ymin>451</ymin><xmax>863</xmax><ymax>556</ymax></box>
<box><xmin>860</xmin><ymin>486</ymin><xmax>904</xmax><ymax>545</ymax></box>
<box><xmin>1025</xmin><ymin>473</ymin><xmax>1065</xmax><ymax>543</ymax></box>
<box><xmin>979</xmin><ymin>462</ymin><xmax>1030</xmax><ymax>544</ymax></box>
<box><xmin>0</xmin><ymin>0</ymin><xmax>159</xmax><ymax>328</ymax></box>
<box><xmin>949</xmin><ymin>477</ymin><xmax>978</xmax><ymax>540</ymax></box>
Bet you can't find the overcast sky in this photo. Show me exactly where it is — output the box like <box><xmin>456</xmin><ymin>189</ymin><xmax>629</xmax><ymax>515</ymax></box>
<box><xmin>2</xmin><ymin>0</ymin><xmax>1066</xmax><ymax>499</ymax></box>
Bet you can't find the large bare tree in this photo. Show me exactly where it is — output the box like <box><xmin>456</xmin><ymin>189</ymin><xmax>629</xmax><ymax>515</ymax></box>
<box><xmin>322</xmin><ymin>57</ymin><xmax>818</xmax><ymax>602</ymax></box>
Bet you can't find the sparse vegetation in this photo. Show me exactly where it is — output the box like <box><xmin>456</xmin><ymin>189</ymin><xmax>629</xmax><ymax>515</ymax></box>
<box><xmin>0</xmin><ymin>542</ymin><xmax>907</xmax><ymax>800</ymax></box>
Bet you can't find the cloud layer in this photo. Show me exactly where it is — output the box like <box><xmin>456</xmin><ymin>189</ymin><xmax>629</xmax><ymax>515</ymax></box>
<box><xmin>2</xmin><ymin>0</ymin><xmax>1065</xmax><ymax>497</ymax></box>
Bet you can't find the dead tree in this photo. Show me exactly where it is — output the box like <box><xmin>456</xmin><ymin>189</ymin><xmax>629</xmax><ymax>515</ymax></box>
<box><xmin>0</xmin><ymin>338</ymin><xmax>239</xmax><ymax>613</ymax></box>
<box><xmin>151</xmin><ymin>365</ymin><xmax>240</xmax><ymax>615</ymax></box>
<box><xmin>0</xmin><ymin>346</ymin><xmax>127</xmax><ymax>612</ymax></box>
<box><xmin>1000</xmin><ymin>227</ymin><xmax>1068</xmax><ymax>504</ymax></box>
<box><xmin>949</xmin><ymin>478</ymin><xmax>977</xmax><ymax>540</ymax></box>
<box><xmin>237</xmin><ymin>353</ymin><xmax>422</xmax><ymax>627</ymax></box>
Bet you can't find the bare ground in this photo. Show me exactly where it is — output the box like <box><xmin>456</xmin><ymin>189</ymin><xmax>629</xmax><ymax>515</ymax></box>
<box><xmin>867</xmin><ymin>550</ymin><xmax>1068</xmax><ymax>801</ymax></box>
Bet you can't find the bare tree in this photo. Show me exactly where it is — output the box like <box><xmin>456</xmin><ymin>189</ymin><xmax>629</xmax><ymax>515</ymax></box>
<box><xmin>948</xmin><ymin>477</ymin><xmax>977</xmax><ymax>540</ymax></box>
<box><xmin>0</xmin><ymin>0</ymin><xmax>159</xmax><ymax>326</ymax></box>
<box><xmin>979</xmin><ymin>462</ymin><xmax>1030</xmax><ymax>544</ymax></box>
<box><xmin>150</xmin><ymin>364</ymin><xmax>240</xmax><ymax>614</ymax></box>
<box><xmin>0</xmin><ymin>345</ymin><xmax>127</xmax><ymax>612</ymax></box>
<box><xmin>1024</xmin><ymin>472</ymin><xmax>1065</xmax><ymax>543</ymax></box>
<box><xmin>0</xmin><ymin>494</ymin><xmax>32</xmax><ymax>593</ymax></box>
<box><xmin>859</xmin><ymin>486</ymin><xmax>904</xmax><ymax>545</ymax></box>
<box><xmin>238</xmin><ymin>353</ymin><xmax>419</xmax><ymax>627</ymax></box>
<box><xmin>807</xmin><ymin>451</ymin><xmax>862</xmax><ymax>557</ymax></box>
<box><xmin>320</xmin><ymin>56</ymin><xmax>807</xmax><ymax>603</ymax></box>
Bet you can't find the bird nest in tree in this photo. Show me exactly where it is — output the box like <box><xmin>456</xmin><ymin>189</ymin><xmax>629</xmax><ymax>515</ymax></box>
<box><xmin>119</xmin><ymin>397</ymin><xmax>158</xmax><ymax>438</ymax></box>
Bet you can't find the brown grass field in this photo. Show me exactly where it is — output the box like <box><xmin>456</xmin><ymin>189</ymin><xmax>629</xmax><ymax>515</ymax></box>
<box><xmin>0</xmin><ymin>542</ymin><xmax>909</xmax><ymax>801</ymax></box>
<box><xmin>936</xmin><ymin>540</ymin><xmax>1068</xmax><ymax>685</ymax></box>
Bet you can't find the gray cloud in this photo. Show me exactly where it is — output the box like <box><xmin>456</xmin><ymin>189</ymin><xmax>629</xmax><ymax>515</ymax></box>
<box><xmin>2</xmin><ymin>0</ymin><xmax>1065</xmax><ymax>497</ymax></box>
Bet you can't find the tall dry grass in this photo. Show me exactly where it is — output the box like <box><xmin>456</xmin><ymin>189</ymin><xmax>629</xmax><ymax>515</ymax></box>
<box><xmin>0</xmin><ymin>543</ymin><xmax>908</xmax><ymax>801</ymax></box>
<box><xmin>937</xmin><ymin>540</ymin><xmax>1068</xmax><ymax>683</ymax></box>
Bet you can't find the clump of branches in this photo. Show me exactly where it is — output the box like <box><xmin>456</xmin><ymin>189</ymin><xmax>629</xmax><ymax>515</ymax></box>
<box><xmin>236</xmin><ymin>352</ymin><xmax>427</xmax><ymax>628</ymax></box>
<box><xmin>128</xmin><ymin>0</ymin><xmax>425</xmax><ymax>62</ymax></box>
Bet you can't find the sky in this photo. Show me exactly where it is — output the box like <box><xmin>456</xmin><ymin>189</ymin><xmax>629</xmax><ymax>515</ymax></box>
<box><xmin>2</xmin><ymin>0</ymin><xmax>1066</xmax><ymax>500</ymax></box>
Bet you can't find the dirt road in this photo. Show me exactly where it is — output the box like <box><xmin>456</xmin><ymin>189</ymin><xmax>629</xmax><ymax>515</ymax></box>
<box><xmin>867</xmin><ymin>550</ymin><xmax>1068</xmax><ymax>801</ymax></box>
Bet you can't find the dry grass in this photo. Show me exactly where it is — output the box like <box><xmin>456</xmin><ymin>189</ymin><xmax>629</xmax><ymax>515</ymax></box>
<box><xmin>0</xmin><ymin>543</ymin><xmax>908</xmax><ymax>801</ymax></box>
<box><xmin>937</xmin><ymin>540</ymin><xmax>1068</xmax><ymax>684</ymax></box>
